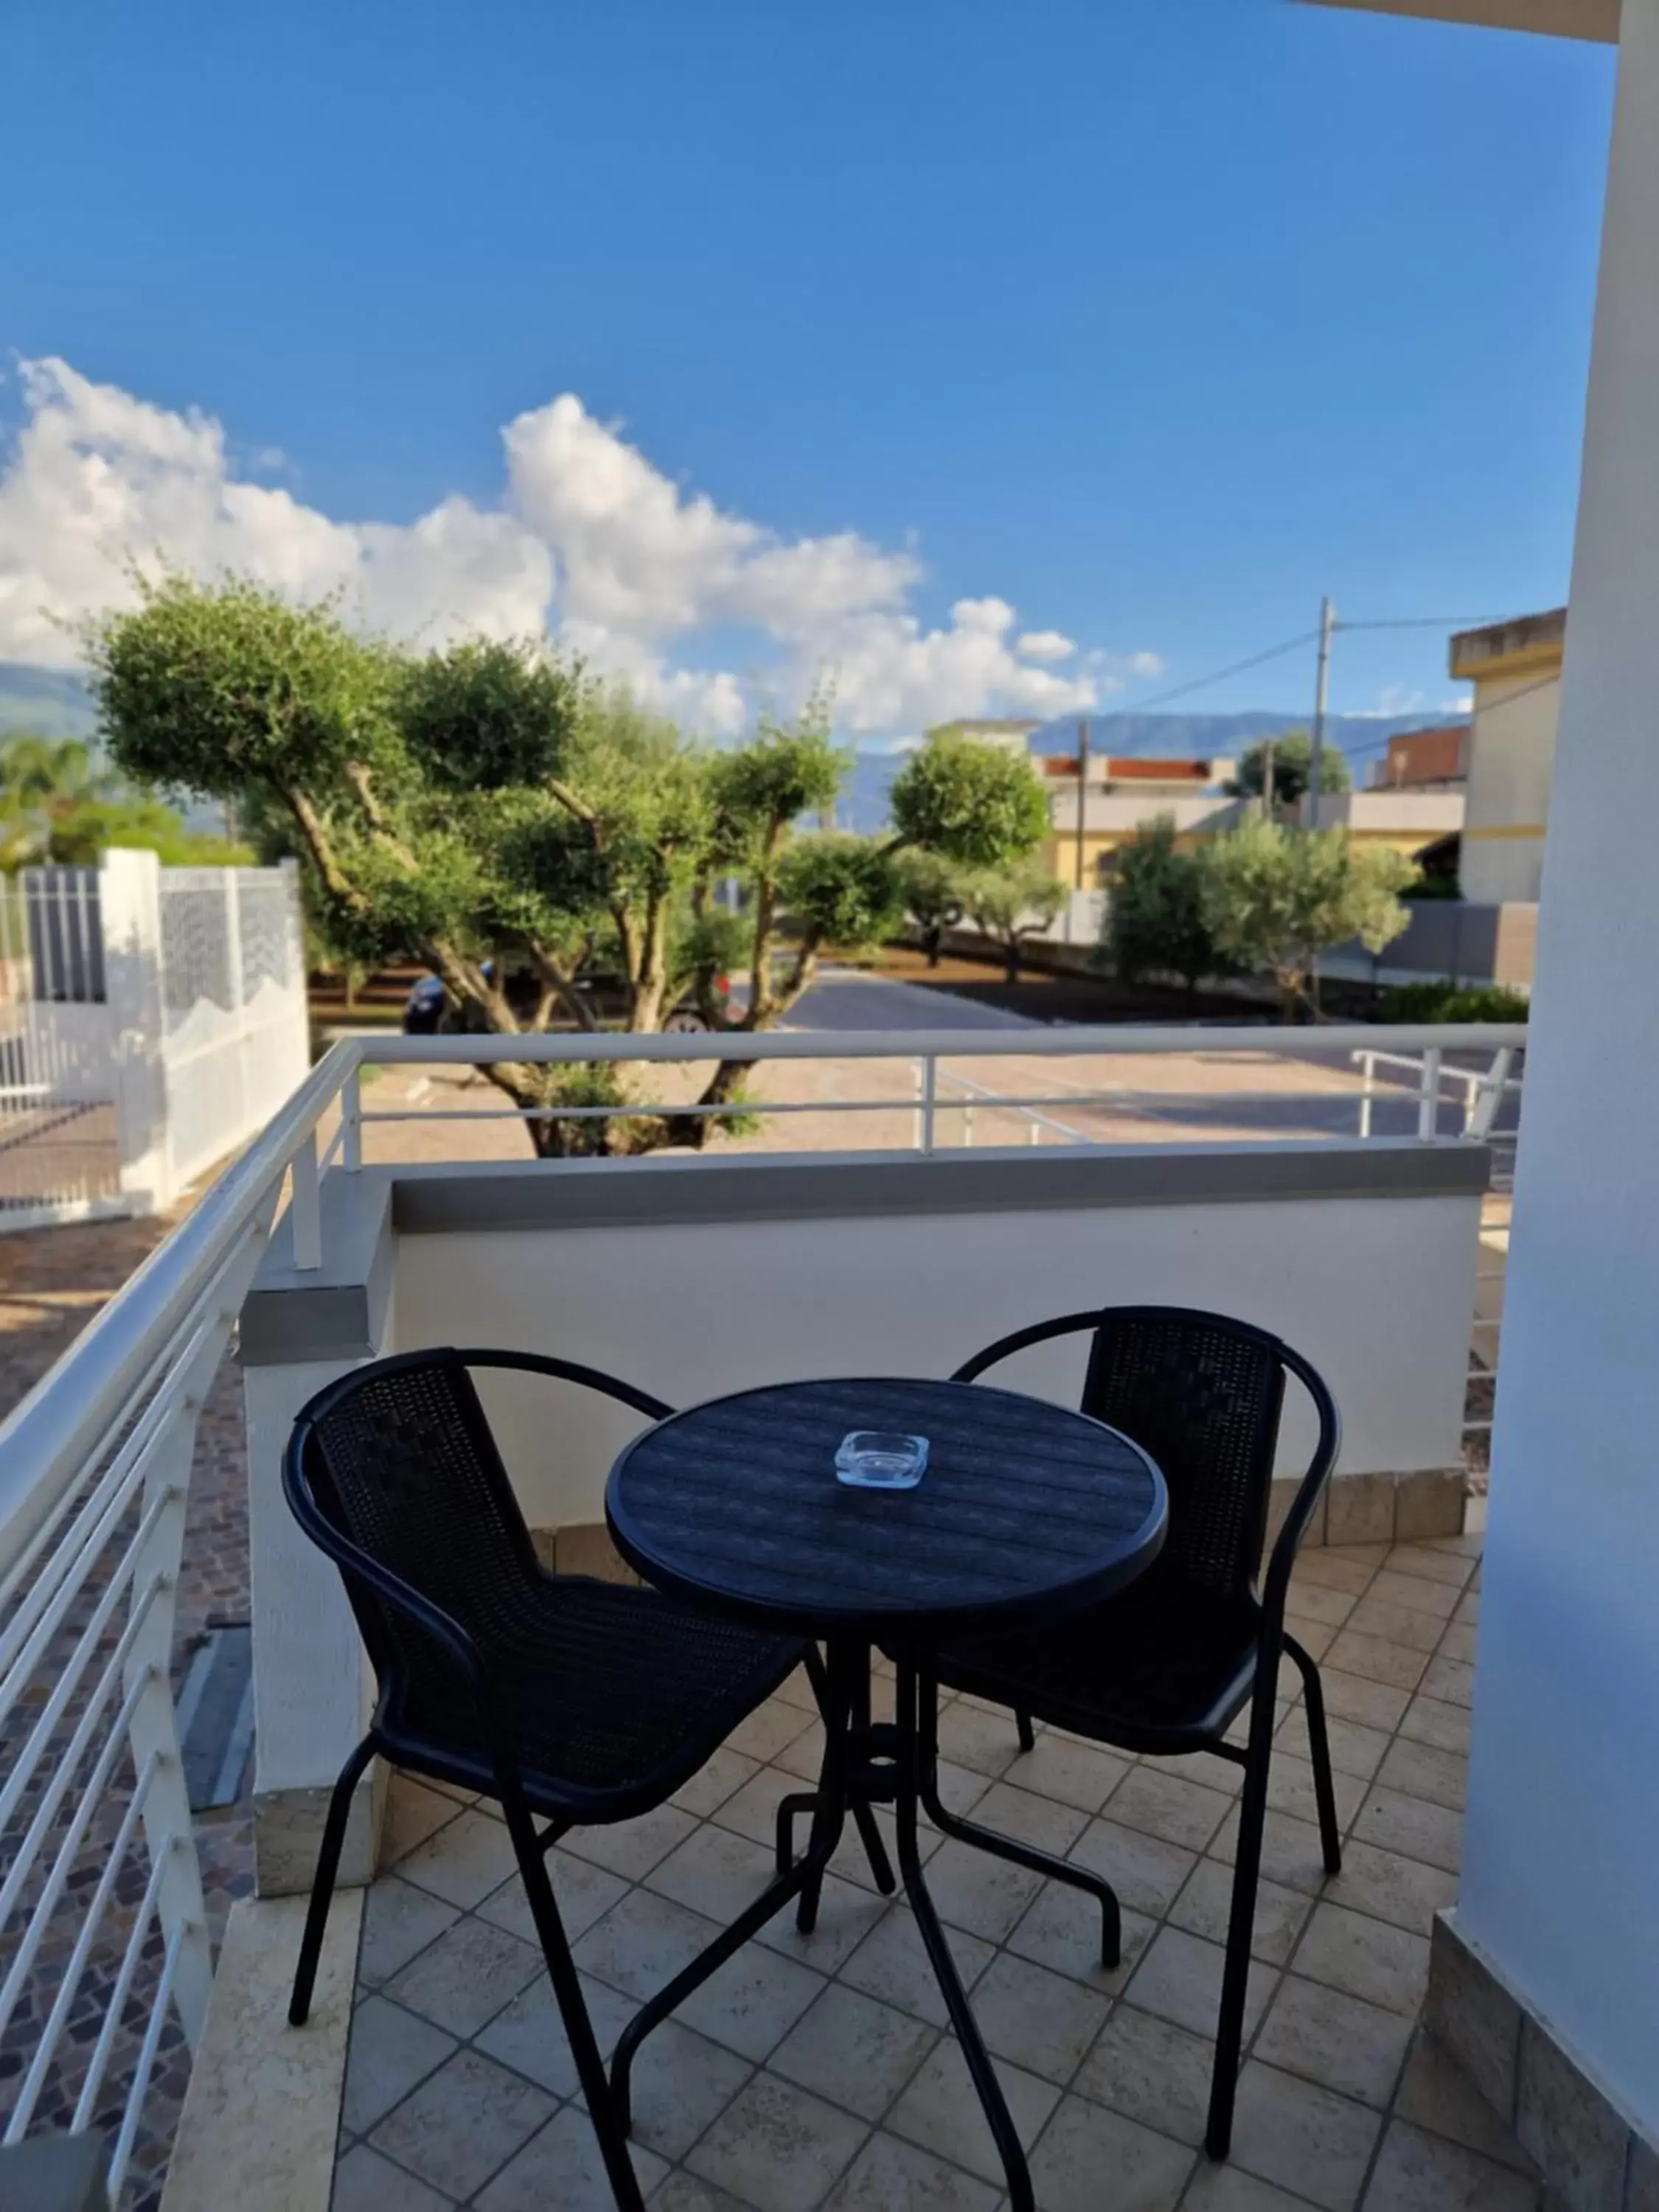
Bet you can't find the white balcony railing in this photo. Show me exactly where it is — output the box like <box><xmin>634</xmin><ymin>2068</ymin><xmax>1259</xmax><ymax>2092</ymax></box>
<box><xmin>0</xmin><ymin>1018</ymin><xmax>1523</xmax><ymax>2198</ymax></box>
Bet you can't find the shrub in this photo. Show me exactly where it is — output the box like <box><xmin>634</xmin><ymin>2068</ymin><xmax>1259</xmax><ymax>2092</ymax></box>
<box><xmin>1377</xmin><ymin>981</ymin><xmax>1529</xmax><ymax>1023</ymax></box>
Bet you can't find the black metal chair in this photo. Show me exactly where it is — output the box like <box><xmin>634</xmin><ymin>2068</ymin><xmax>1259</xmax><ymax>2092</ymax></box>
<box><xmin>923</xmin><ymin>1306</ymin><xmax>1342</xmax><ymax>2161</ymax></box>
<box><xmin>282</xmin><ymin>1347</ymin><xmax>810</xmax><ymax>2212</ymax></box>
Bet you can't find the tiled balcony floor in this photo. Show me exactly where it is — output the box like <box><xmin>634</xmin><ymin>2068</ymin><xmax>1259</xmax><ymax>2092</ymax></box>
<box><xmin>330</xmin><ymin>1534</ymin><xmax>1535</xmax><ymax>2212</ymax></box>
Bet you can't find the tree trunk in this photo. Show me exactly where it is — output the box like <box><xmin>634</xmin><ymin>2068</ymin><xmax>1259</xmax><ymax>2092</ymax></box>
<box><xmin>1004</xmin><ymin>939</ymin><xmax>1020</xmax><ymax>986</ymax></box>
<box><xmin>923</xmin><ymin>928</ymin><xmax>942</xmax><ymax>967</ymax></box>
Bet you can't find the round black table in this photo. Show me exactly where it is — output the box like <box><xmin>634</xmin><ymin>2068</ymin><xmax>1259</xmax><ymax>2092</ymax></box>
<box><xmin>605</xmin><ymin>1377</ymin><xmax>1167</xmax><ymax>2212</ymax></box>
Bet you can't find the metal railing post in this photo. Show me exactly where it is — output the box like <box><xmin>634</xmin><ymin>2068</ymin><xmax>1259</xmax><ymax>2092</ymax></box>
<box><xmin>341</xmin><ymin>1066</ymin><xmax>363</xmax><ymax>1172</ymax></box>
<box><xmin>1418</xmin><ymin>1046</ymin><xmax>1442</xmax><ymax>1141</ymax></box>
<box><xmin>1356</xmin><ymin>1051</ymin><xmax>1375</xmax><ymax>1141</ymax></box>
<box><xmin>962</xmin><ymin>1101</ymin><xmax>974</xmax><ymax>1150</ymax></box>
<box><xmin>920</xmin><ymin>1056</ymin><xmax>937</xmax><ymax>1154</ymax></box>
<box><xmin>290</xmin><ymin>1127</ymin><xmax>322</xmax><ymax>1269</ymax></box>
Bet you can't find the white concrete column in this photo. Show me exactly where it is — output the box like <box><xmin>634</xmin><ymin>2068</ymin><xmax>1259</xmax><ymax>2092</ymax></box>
<box><xmin>99</xmin><ymin>847</ymin><xmax>171</xmax><ymax>1213</ymax></box>
<box><xmin>1457</xmin><ymin>0</ymin><xmax>1659</xmax><ymax>2142</ymax></box>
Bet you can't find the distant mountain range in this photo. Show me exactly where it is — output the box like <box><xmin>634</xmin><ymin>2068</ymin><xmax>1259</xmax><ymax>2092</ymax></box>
<box><xmin>0</xmin><ymin>664</ymin><xmax>1464</xmax><ymax>837</ymax></box>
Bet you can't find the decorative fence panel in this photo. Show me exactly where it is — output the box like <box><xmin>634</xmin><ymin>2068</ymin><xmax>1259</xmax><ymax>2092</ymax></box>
<box><xmin>0</xmin><ymin>855</ymin><xmax>308</xmax><ymax>1234</ymax></box>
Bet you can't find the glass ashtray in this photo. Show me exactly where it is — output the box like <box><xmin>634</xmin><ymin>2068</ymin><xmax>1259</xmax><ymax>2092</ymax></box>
<box><xmin>835</xmin><ymin>1430</ymin><xmax>929</xmax><ymax>1490</ymax></box>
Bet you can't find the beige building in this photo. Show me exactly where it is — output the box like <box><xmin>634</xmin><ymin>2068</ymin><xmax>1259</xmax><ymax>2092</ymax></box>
<box><xmin>1448</xmin><ymin>605</ymin><xmax>1565</xmax><ymax>902</ymax></box>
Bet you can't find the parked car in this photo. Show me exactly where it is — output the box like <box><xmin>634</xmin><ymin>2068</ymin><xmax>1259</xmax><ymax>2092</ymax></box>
<box><xmin>402</xmin><ymin>965</ymin><xmax>729</xmax><ymax>1035</ymax></box>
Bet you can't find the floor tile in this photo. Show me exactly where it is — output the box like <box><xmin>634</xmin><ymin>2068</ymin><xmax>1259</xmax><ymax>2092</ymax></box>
<box><xmin>1382</xmin><ymin>1546</ymin><xmax>1475</xmax><ymax>1590</ymax></box>
<box><xmin>1362</xmin><ymin>2119</ymin><xmax>1538</xmax><ymax>2212</ymax></box>
<box><xmin>1005</xmin><ymin>1880</ymin><xmax>1155</xmax><ymax>1994</ymax></box>
<box><xmin>473</xmin><ymin>1969</ymin><xmax>633</xmax><ymax>2098</ymax></box>
<box><xmin>1107</xmin><ymin>1767</ymin><xmax>1235</xmax><ymax>1853</ymax></box>
<box><xmin>397</xmin><ymin>1807</ymin><xmax>521</xmax><ymax>1909</ymax></box>
<box><xmin>1295</xmin><ymin>1903</ymin><xmax>1430</xmax><ymax>2018</ymax></box>
<box><xmin>358</xmin><ymin>1877</ymin><xmax>462</xmax><ymax>1989</ymax></box>
<box><xmin>1346</xmin><ymin>1599</ymin><xmax>1445</xmax><ymax>1656</ymax></box>
<box><xmin>1002</xmin><ymin>1733</ymin><xmax>1130</xmax><ymax>1815</ymax></box>
<box><xmin>333</xmin><ymin>2142</ymin><xmax>456</xmax><ymax>2212</ymax></box>
<box><xmin>728</xmin><ymin>1698</ymin><xmax>818</xmax><ymax>1764</ymax></box>
<box><xmin>887</xmin><ymin>2039</ymin><xmax>1060</xmax><ymax>2187</ymax></box>
<box><xmin>384</xmin><ymin>1913</ymin><xmax>544</xmax><ymax>2039</ymax></box>
<box><xmin>611</xmin><ymin>2017</ymin><xmax>755</xmax><ymax>2162</ymax></box>
<box><xmin>1293</xmin><ymin>1554</ymin><xmax>1378</xmax><ymax>1598</ymax></box>
<box><xmin>1285</xmin><ymin>1582</ymin><xmax>1360</xmax><ymax>1630</ymax></box>
<box><xmin>1026</xmin><ymin>2091</ymin><xmax>1195</xmax><ymax>2212</ymax></box>
<box><xmin>1228</xmin><ymin>2059</ymin><xmax>1383</xmax><ymax>2212</ymax></box>
<box><xmin>935</xmin><ymin>1700</ymin><xmax>1026</xmax><ymax>1778</ymax></box>
<box><xmin>1418</xmin><ymin>1656</ymin><xmax>1476</xmax><ymax>1709</ymax></box>
<box><xmin>774</xmin><ymin>1662</ymin><xmax>823</xmax><ymax>1712</ymax></box>
<box><xmin>772</xmin><ymin>1719</ymin><xmax>830</xmax><ymax>1781</ymax></box>
<box><xmin>1324</xmin><ymin>1632</ymin><xmax>1430</xmax><ymax>1694</ymax></box>
<box><xmin>1323</xmin><ymin>1843</ymin><xmax>1458</xmax><ymax>1938</ymax></box>
<box><xmin>369</xmin><ymin>2047</ymin><xmax>555</xmax><ymax>2202</ymax></box>
<box><xmin>755</xmin><ymin>1871</ymin><xmax>888</xmax><ymax>1977</ymax></box>
<box><xmin>1317</xmin><ymin>1672</ymin><xmax>1413</xmax><ymax>1733</ymax></box>
<box><xmin>1169</xmin><ymin>1859</ymin><xmax>1312</xmax><ymax>1967</ymax></box>
<box><xmin>646</xmin><ymin>1822</ymin><xmax>779</xmax><ymax>1924</ymax></box>
<box><xmin>1155</xmin><ymin>1749</ymin><xmax>1246</xmax><ymax>1798</ymax></box>
<box><xmin>1264</xmin><ymin>1752</ymin><xmax>1366</xmax><ymax>1832</ymax></box>
<box><xmin>477</xmin><ymin>1848</ymin><xmax>629</xmax><ymax>1946</ymax></box>
<box><xmin>1068</xmin><ymin>1816</ymin><xmax>1197</xmax><ymax>1916</ymax></box>
<box><xmin>838</xmin><ymin>1905</ymin><xmax>995</xmax><ymax>2028</ymax></box>
<box><xmin>342</xmin><ymin>1995</ymin><xmax>457</xmax><ymax>2137</ymax></box>
<box><xmin>1073</xmin><ymin>2003</ymin><xmax>1217</xmax><ymax>2147</ymax></box>
<box><xmin>686</xmin><ymin>2072</ymin><xmax>869</xmax><ymax>2212</ymax></box>
<box><xmin>653</xmin><ymin>2175</ymin><xmax>752</xmax><ymax>2212</ymax></box>
<box><xmin>675</xmin><ymin>1933</ymin><xmax>827</xmax><ymax>2062</ymax></box>
<box><xmin>968</xmin><ymin>1949</ymin><xmax>1111</xmax><ymax>2085</ymax></box>
<box><xmin>821</xmin><ymin>2129</ymin><xmax>1000</xmax><ymax>2210</ymax></box>
<box><xmin>919</xmin><ymin>1836</ymin><xmax>1046</xmax><ymax>1942</ymax></box>
<box><xmin>1397</xmin><ymin>1697</ymin><xmax>1471</xmax><ymax>1759</ymax></box>
<box><xmin>1184</xmin><ymin>2163</ymin><xmax>1325</xmax><ymax>2212</ymax></box>
<box><xmin>1376</xmin><ymin>1739</ymin><xmax>1467</xmax><ymax>1814</ymax></box>
<box><xmin>1351</xmin><ymin>1790</ymin><xmax>1463</xmax><ymax>1877</ymax></box>
<box><xmin>1369</xmin><ymin>1569</ymin><xmax>1461</xmax><ymax>1621</ymax></box>
<box><xmin>474</xmin><ymin>2104</ymin><xmax>669</xmax><ymax>2211</ymax></box>
<box><xmin>573</xmin><ymin>1887</ymin><xmax>724</xmax><ymax>2003</ymax></box>
<box><xmin>709</xmin><ymin>1763</ymin><xmax>824</xmax><ymax>1852</ymax></box>
<box><xmin>769</xmin><ymin>1981</ymin><xmax>937</xmax><ymax>2121</ymax></box>
<box><xmin>1208</xmin><ymin>1806</ymin><xmax>1330</xmax><ymax>1896</ymax></box>
<box><xmin>560</xmin><ymin>1801</ymin><xmax>701</xmax><ymax>1883</ymax></box>
<box><xmin>1394</xmin><ymin>2035</ymin><xmax>1535</xmax><ymax>2173</ymax></box>
<box><xmin>1125</xmin><ymin>1924</ymin><xmax>1276</xmax><ymax>2044</ymax></box>
<box><xmin>386</xmin><ymin>1776</ymin><xmax>465</xmax><ymax>1864</ymax></box>
<box><xmin>965</xmin><ymin>1778</ymin><xmax>1090</xmax><ymax>1856</ymax></box>
<box><xmin>1254</xmin><ymin>1976</ymin><xmax>1413</xmax><ymax>2108</ymax></box>
<box><xmin>1290</xmin><ymin>1713</ymin><xmax>1392</xmax><ymax>1784</ymax></box>
<box><xmin>672</xmin><ymin>1745</ymin><xmax>764</xmax><ymax>1819</ymax></box>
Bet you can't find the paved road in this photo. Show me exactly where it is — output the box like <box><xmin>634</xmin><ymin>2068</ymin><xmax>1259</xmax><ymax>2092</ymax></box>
<box><xmin>785</xmin><ymin>966</ymin><xmax>1037</xmax><ymax>1033</ymax></box>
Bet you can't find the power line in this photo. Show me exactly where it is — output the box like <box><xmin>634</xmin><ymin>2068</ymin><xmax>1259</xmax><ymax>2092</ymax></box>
<box><xmin>1119</xmin><ymin>631</ymin><xmax>1320</xmax><ymax>714</ymax></box>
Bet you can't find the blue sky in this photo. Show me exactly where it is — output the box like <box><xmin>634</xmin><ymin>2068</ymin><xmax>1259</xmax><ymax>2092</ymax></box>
<box><xmin>0</xmin><ymin>0</ymin><xmax>1616</xmax><ymax>740</ymax></box>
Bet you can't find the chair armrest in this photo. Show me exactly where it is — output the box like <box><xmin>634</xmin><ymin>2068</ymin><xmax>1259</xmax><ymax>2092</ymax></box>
<box><xmin>950</xmin><ymin>1313</ymin><xmax>1106</xmax><ymax>1384</ymax></box>
<box><xmin>448</xmin><ymin>1347</ymin><xmax>673</xmax><ymax>1423</ymax></box>
<box><xmin>1260</xmin><ymin>1349</ymin><xmax>1342</xmax><ymax>1630</ymax></box>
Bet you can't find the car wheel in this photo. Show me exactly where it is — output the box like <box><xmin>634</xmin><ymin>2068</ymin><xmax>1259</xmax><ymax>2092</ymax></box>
<box><xmin>663</xmin><ymin>1007</ymin><xmax>709</xmax><ymax>1033</ymax></box>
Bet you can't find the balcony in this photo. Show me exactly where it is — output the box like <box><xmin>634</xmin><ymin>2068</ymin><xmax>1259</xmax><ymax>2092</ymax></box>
<box><xmin>0</xmin><ymin>1021</ymin><xmax>1531</xmax><ymax>2211</ymax></box>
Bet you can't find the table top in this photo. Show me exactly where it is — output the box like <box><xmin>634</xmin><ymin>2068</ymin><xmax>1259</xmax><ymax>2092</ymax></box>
<box><xmin>605</xmin><ymin>1376</ymin><xmax>1167</xmax><ymax>1640</ymax></box>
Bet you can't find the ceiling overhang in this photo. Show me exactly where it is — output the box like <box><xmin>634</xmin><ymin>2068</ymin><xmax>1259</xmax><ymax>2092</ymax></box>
<box><xmin>1297</xmin><ymin>0</ymin><xmax>1618</xmax><ymax>44</ymax></box>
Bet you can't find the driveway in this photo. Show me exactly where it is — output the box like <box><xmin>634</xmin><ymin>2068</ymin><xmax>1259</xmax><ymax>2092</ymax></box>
<box><xmin>785</xmin><ymin>965</ymin><xmax>1037</xmax><ymax>1034</ymax></box>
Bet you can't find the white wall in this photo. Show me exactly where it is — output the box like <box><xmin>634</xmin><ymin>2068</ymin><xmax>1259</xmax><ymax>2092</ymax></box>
<box><xmin>1461</xmin><ymin>669</ymin><xmax>1560</xmax><ymax>905</ymax></box>
<box><xmin>1457</xmin><ymin>0</ymin><xmax>1659</xmax><ymax>2140</ymax></box>
<box><xmin>392</xmin><ymin>1186</ymin><xmax>1480</xmax><ymax>1536</ymax></box>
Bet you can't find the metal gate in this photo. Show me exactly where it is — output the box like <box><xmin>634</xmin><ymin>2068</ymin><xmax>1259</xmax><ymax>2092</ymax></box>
<box><xmin>0</xmin><ymin>869</ymin><xmax>122</xmax><ymax>1231</ymax></box>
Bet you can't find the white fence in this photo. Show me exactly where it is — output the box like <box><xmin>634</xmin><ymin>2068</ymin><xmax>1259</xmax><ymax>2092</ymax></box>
<box><xmin>0</xmin><ymin>1019</ymin><xmax>1525</xmax><ymax>2199</ymax></box>
<box><xmin>0</xmin><ymin>852</ymin><xmax>309</xmax><ymax>1234</ymax></box>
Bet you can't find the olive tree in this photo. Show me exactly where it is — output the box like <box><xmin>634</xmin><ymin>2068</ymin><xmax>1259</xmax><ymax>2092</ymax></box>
<box><xmin>893</xmin><ymin>849</ymin><xmax>965</xmax><ymax>966</ymax></box>
<box><xmin>1201</xmin><ymin>818</ymin><xmax>1412</xmax><ymax>1019</ymax></box>
<box><xmin>1101</xmin><ymin>816</ymin><xmax>1236</xmax><ymax>998</ymax></box>
<box><xmin>961</xmin><ymin>859</ymin><xmax>1068</xmax><ymax>984</ymax></box>
<box><xmin>86</xmin><ymin>574</ymin><xmax>1047</xmax><ymax>1152</ymax></box>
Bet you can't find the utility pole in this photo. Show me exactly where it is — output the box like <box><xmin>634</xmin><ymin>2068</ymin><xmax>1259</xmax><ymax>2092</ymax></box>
<box><xmin>1074</xmin><ymin>718</ymin><xmax>1090</xmax><ymax>891</ymax></box>
<box><xmin>1304</xmin><ymin>595</ymin><xmax>1336</xmax><ymax>828</ymax></box>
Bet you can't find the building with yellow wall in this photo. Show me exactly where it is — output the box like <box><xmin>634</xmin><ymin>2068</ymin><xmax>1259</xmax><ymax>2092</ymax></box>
<box><xmin>1447</xmin><ymin>607</ymin><xmax>1564</xmax><ymax>904</ymax></box>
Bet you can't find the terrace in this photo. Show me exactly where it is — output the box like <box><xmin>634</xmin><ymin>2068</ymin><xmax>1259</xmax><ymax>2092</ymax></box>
<box><xmin>7</xmin><ymin>0</ymin><xmax>1659</xmax><ymax>2202</ymax></box>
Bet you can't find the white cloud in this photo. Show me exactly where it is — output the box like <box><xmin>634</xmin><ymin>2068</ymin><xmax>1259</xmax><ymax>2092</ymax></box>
<box><xmin>1017</xmin><ymin>628</ymin><xmax>1074</xmax><ymax>663</ymax></box>
<box><xmin>0</xmin><ymin>358</ymin><xmax>1158</xmax><ymax>742</ymax></box>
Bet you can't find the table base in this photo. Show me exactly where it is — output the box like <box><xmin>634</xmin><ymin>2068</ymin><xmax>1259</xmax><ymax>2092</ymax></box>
<box><xmin>609</xmin><ymin>1642</ymin><xmax>1121</xmax><ymax>2212</ymax></box>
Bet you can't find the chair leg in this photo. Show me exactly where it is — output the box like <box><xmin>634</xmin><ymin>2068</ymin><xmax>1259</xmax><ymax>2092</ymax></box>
<box><xmin>1285</xmin><ymin>1635</ymin><xmax>1343</xmax><ymax>1874</ymax></box>
<box><xmin>289</xmin><ymin>1735</ymin><xmax>375</xmax><ymax>2028</ymax></box>
<box><xmin>919</xmin><ymin>1679</ymin><xmax>1120</xmax><ymax>1969</ymax></box>
<box><xmin>1206</xmin><ymin>1683</ymin><xmax>1276</xmax><ymax>2160</ymax></box>
<box><xmin>503</xmin><ymin>1792</ymin><xmax>648</xmax><ymax>2212</ymax></box>
<box><xmin>1015</xmin><ymin>1709</ymin><xmax>1036</xmax><ymax>1753</ymax></box>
